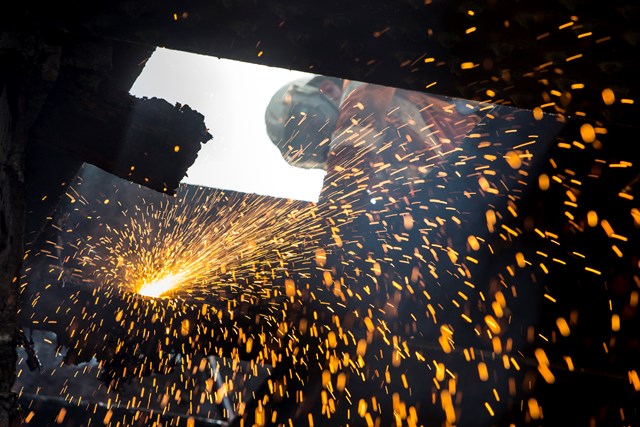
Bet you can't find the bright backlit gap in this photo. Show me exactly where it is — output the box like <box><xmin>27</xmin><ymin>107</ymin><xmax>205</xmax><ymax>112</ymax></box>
<box><xmin>130</xmin><ymin>48</ymin><xmax>325</xmax><ymax>202</ymax></box>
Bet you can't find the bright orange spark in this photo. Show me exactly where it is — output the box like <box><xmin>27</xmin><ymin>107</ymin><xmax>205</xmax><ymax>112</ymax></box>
<box><xmin>137</xmin><ymin>272</ymin><xmax>187</xmax><ymax>298</ymax></box>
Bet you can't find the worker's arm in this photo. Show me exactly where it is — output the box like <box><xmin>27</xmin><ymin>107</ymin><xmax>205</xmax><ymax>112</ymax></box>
<box><xmin>319</xmin><ymin>81</ymin><xmax>397</xmax><ymax>214</ymax></box>
<box><xmin>320</xmin><ymin>82</ymin><xmax>486</xmax><ymax>210</ymax></box>
<box><xmin>329</xmin><ymin>80</ymin><xmax>396</xmax><ymax>152</ymax></box>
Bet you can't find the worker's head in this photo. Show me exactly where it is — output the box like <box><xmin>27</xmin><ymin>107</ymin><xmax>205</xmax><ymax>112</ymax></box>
<box><xmin>265</xmin><ymin>76</ymin><xmax>343</xmax><ymax>170</ymax></box>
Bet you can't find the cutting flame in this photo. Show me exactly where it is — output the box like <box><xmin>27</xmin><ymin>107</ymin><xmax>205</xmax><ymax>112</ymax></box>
<box><xmin>137</xmin><ymin>273</ymin><xmax>186</xmax><ymax>298</ymax></box>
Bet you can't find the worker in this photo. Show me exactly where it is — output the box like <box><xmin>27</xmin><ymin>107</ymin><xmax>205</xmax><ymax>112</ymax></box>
<box><xmin>264</xmin><ymin>76</ymin><xmax>505</xmax><ymax>423</ymax></box>
<box><xmin>264</xmin><ymin>75</ymin><xmax>566</xmax><ymax>426</ymax></box>
<box><xmin>264</xmin><ymin>74</ymin><xmax>496</xmax><ymax>324</ymax></box>
<box><xmin>265</xmin><ymin>75</ymin><xmax>490</xmax><ymax>267</ymax></box>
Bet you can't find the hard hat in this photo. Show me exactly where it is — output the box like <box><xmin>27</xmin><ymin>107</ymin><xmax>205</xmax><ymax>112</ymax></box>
<box><xmin>265</xmin><ymin>76</ymin><xmax>341</xmax><ymax>169</ymax></box>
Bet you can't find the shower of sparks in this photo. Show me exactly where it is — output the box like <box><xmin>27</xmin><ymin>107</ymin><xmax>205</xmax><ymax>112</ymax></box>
<box><xmin>16</xmin><ymin>38</ymin><xmax>640</xmax><ymax>426</ymax></box>
<box><xmin>87</xmin><ymin>187</ymin><xmax>320</xmax><ymax>301</ymax></box>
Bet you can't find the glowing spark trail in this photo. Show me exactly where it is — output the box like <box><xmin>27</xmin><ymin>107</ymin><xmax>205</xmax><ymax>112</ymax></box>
<box><xmin>137</xmin><ymin>272</ymin><xmax>187</xmax><ymax>297</ymax></box>
<box><xmin>89</xmin><ymin>187</ymin><xmax>320</xmax><ymax>300</ymax></box>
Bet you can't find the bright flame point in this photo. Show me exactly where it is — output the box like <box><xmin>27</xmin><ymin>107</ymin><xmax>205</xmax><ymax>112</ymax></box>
<box><xmin>137</xmin><ymin>273</ymin><xmax>185</xmax><ymax>298</ymax></box>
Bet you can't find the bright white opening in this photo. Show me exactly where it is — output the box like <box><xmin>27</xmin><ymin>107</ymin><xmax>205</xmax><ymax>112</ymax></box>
<box><xmin>130</xmin><ymin>48</ymin><xmax>326</xmax><ymax>202</ymax></box>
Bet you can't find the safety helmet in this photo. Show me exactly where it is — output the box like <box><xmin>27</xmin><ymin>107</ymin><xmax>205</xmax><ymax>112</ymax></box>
<box><xmin>265</xmin><ymin>76</ymin><xmax>341</xmax><ymax>169</ymax></box>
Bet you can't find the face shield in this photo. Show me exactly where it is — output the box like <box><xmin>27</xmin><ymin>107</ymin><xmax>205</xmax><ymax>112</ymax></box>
<box><xmin>265</xmin><ymin>77</ymin><xmax>341</xmax><ymax>170</ymax></box>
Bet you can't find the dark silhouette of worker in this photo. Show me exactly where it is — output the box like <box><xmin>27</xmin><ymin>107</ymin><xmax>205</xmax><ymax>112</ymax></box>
<box><xmin>265</xmin><ymin>77</ymin><xmax>524</xmax><ymax>425</ymax></box>
<box><xmin>265</xmin><ymin>76</ymin><xmax>491</xmax><ymax>321</ymax></box>
<box><xmin>264</xmin><ymin>75</ymin><xmax>567</xmax><ymax>427</ymax></box>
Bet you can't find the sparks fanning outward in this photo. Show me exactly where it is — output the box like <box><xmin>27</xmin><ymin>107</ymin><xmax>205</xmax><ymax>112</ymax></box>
<box><xmin>88</xmin><ymin>187</ymin><xmax>321</xmax><ymax>299</ymax></box>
